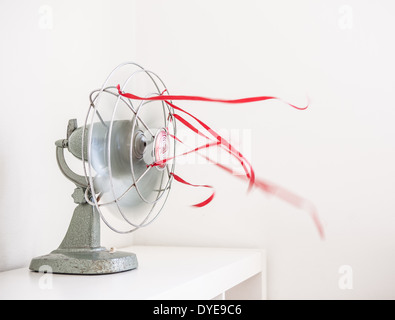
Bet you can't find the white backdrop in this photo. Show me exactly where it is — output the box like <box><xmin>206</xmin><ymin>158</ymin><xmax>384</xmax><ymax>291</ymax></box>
<box><xmin>1</xmin><ymin>0</ymin><xmax>394</xmax><ymax>300</ymax></box>
<box><xmin>132</xmin><ymin>0</ymin><xmax>395</xmax><ymax>299</ymax></box>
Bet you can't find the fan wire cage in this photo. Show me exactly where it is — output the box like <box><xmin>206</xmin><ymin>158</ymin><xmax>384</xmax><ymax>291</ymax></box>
<box><xmin>82</xmin><ymin>62</ymin><xmax>177</xmax><ymax>234</ymax></box>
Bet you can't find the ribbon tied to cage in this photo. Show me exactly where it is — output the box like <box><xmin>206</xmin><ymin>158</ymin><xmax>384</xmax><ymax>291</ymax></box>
<box><xmin>117</xmin><ymin>85</ymin><xmax>324</xmax><ymax>239</ymax></box>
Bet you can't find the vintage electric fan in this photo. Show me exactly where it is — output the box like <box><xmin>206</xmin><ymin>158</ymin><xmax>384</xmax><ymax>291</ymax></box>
<box><xmin>30</xmin><ymin>62</ymin><xmax>176</xmax><ymax>274</ymax></box>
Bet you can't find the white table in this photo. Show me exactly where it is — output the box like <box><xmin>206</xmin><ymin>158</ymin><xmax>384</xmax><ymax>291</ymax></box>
<box><xmin>0</xmin><ymin>246</ymin><xmax>266</xmax><ymax>300</ymax></box>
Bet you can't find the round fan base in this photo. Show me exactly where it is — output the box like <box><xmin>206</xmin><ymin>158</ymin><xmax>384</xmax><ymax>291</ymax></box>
<box><xmin>29</xmin><ymin>248</ymin><xmax>138</xmax><ymax>275</ymax></box>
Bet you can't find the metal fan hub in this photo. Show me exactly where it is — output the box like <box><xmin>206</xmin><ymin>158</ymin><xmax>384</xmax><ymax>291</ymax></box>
<box><xmin>153</xmin><ymin>128</ymin><xmax>170</xmax><ymax>170</ymax></box>
<box><xmin>133</xmin><ymin>130</ymin><xmax>147</xmax><ymax>160</ymax></box>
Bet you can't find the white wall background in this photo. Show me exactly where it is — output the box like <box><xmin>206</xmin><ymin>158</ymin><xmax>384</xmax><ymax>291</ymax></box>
<box><xmin>1</xmin><ymin>0</ymin><xmax>395</xmax><ymax>300</ymax></box>
<box><xmin>132</xmin><ymin>0</ymin><xmax>395</xmax><ymax>299</ymax></box>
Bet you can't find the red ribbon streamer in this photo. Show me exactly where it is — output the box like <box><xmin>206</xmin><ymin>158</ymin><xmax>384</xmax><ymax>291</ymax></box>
<box><xmin>163</xmin><ymin>108</ymin><xmax>253</xmax><ymax>185</ymax></box>
<box><xmin>117</xmin><ymin>85</ymin><xmax>324</xmax><ymax>239</ymax></box>
<box><xmin>164</xmin><ymin>100</ymin><xmax>255</xmax><ymax>190</ymax></box>
<box><xmin>170</xmin><ymin>173</ymin><xmax>215</xmax><ymax>208</ymax></box>
<box><xmin>116</xmin><ymin>84</ymin><xmax>308</xmax><ymax>110</ymax></box>
<box><xmin>168</xmin><ymin>132</ymin><xmax>325</xmax><ymax>239</ymax></box>
<box><xmin>149</xmin><ymin>140</ymin><xmax>220</xmax><ymax>168</ymax></box>
<box><xmin>202</xmin><ymin>155</ymin><xmax>325</xmax><ymax>239</ymax></box>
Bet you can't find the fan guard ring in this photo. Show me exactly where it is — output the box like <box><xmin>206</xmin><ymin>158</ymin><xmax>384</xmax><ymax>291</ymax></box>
<box><xmin>82</xmin><ymin>62</ymin><xmax>176</xmax><ymax>234</ymax></box>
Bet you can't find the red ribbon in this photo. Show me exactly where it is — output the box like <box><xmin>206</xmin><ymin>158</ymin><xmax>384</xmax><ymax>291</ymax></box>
<box><xmin>202</xmin><ymin>155</ymin><xmax>325</xmax><ymax>239</ymax></box>
<box><xmin>170</xmin><ymin>172</ymin><xmax>215</xmax><ymax>208</ymax></box>
<box><xmin>164</xmin><ymin>100</ymin><xmax>255</xmax><ymax>190</ymax></box>
<box><xmin>117</xmin><ymin>85</ymin><xmax>324</xmax><ymax>239</ymax></box>
<box><xmin>167</xmin><ymin>132</ymin><xmax>325</xmax><ymax>239</ymax></box>
<box><xmin>116</xmin><ymin>84</ymin><xmax>309</xmax><ymax>110</ymax></box>
<box><xmin>162</xmin><ymin>106</ymin><xmax>254</xmax><ymax>185</ymax></box>
<box><xmin>149</xmin><ymin>140</ymin><xmax>220</xmax><ymax>168</ymax></box>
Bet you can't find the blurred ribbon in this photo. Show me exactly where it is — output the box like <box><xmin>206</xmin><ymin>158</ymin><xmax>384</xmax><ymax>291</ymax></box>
<box><xmin>117</xmin><ymin>85</ymin><xmax>324</xmax><ymax>239</ymax></box>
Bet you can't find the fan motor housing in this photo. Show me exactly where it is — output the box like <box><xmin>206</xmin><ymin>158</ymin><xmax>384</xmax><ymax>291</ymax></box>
<box><xmin>67</xmin><ymin>125</ymin><xmax>87</xmax><ymax>160</ymax></box>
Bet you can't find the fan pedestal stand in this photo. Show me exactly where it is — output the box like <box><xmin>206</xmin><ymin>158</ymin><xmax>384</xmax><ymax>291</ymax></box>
<box><xmin>29</xmin><ymin>124</ymin><xmax>138</xmax><ymax>275</ymax></box>
<box><xmin>29</xmin><ymin>193</ymin><xmax>138</xmax><ymax>275</ymax></box>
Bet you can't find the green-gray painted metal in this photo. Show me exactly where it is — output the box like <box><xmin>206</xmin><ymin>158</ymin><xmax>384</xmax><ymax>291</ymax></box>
<box><xmin>29</xmin><ymin>249</ymin><xmax>137</xmax><ymax>275</ymax></box>
<box><xmin>29</xmin><ymin>119</ymin><xmax>138</xmax><ymax>275</ymax></box>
